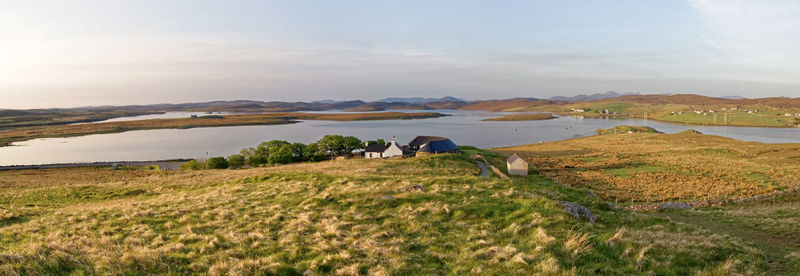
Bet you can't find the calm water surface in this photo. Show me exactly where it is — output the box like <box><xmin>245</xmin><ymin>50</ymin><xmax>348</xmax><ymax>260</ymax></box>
<box><xmin>1</xmin><ymin>110</ymin><xmax>798</xmax><ymax>165</ymax></box>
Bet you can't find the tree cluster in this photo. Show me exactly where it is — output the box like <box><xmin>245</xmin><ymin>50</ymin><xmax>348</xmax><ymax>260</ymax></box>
<box><xmin>183</xmin><ymin>135</ymin><xmax>364</xmax><ymax>170</ymax></box>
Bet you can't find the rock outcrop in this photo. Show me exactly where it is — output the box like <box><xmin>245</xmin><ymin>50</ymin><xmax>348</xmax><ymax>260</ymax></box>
<box><xmin>560</xmin><ymin>201</ymin><xmax>596</xmax><ymax>223</ymax></box>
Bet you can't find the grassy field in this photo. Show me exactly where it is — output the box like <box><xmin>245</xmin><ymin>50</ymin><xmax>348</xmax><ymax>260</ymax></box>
<box><xmin>0</xmin><ymin>149</ymin><xmax>765</xmax><ymax>274</ymax></box>
<box><xmin>655</xmin><ymin>192</ymin><xmax>800</xmax><ymax>274</ymax></box>
<box><xmin>525</xmin><ymin>101</ymin><xmax>800</xmax><ymax>128</ymax></box>
<box><xmin>595</xmin><ymin>126</ymin><xmax>661</xmax><ymax>135</ymax></box>
<box><xmin>0</xmin><ymin>112</ymin><xmax>445</xmax><ymax>147</ymax></box>
<box><xmin>496</xmin><ymin>129</ymin><xmax>800</xmax><ymax>203</ymax></box>
<box><xmin>483</xmin><ymin>113</ymin><xmax>556</xmax><ymax>121</ymax></box>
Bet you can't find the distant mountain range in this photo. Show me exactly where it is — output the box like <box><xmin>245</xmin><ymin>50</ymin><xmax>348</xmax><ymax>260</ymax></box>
<box><xmin>376</xmin><ymin>96</ymin><xmax>466</xmax><ymax>104</ymax></box>
<box><xmin>548</xmin><ymin>91</ymin><xmax>640</xmax><ymax>102</ymax></box>
<box><xmin>4</xmin><ymin>93</ymin><xmax>769</xmax><ymax>113</ymax></box>
<box><xmin>721</xmin><ymin>95</ymin><xmax>747</xmax><ymax>100</ymax></box>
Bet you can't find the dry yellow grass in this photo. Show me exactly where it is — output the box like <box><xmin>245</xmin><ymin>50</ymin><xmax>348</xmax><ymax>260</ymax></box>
<box><xmin>496</xmin><ymin>131</ymin><xmax>800</xmax><ymax>202</ymax></box>
<box><xmin>0</xmin><ymin>151</ymin><xmax>766</xmax><ymax>274</ymax></box>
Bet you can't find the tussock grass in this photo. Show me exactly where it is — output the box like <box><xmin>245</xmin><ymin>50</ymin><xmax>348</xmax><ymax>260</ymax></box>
<box><xmin>0</xmin><ymin>149</ymin><xmax>765</xmax><ymax>274</ymax></box>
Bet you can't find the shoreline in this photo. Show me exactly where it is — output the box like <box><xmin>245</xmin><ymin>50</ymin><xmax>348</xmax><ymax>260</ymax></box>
<box><xmin>550</xmin><ymin>111</ymin><xmax>798</xmax><ymax>128</ymax></box>
<box><xmin>0</xmin><ymin>159</ymin><xmax>192</xmax><ymax>171</ymax></box>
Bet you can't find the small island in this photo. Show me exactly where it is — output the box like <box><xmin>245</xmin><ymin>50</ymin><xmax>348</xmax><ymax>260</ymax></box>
<box><xmin>595</xmin><ymin>125</ymin><xmax>661</xmax><ymax>135</ymax></box>
<box><xmin>483</xmin><ymin>113</ymin><xmax>556</xmax><ymax>121</ymax></box>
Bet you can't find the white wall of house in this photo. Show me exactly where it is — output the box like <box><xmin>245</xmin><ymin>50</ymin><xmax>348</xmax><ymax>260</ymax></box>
<box><xmin>365</xmin><ymin>152</ymin><xmax>383</xmax><ymax>159</ymax></box>
<box><xmin>383</xmin><ymin>139</ymin><xmax>403</xmax><ymax>158</ymax></box>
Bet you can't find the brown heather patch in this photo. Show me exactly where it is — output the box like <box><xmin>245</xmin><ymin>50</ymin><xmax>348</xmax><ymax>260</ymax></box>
<box><xmin>496</xmin><ymin>132</ymin><xmax>800</xmax><ymax>202</ymax></box>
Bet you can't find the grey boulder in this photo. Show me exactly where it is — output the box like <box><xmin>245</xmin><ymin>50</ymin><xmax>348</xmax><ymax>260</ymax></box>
<box><xmin>560</xmin><ymin>201</ymin><xmax>596</xmax><ymax>223</ymax></box>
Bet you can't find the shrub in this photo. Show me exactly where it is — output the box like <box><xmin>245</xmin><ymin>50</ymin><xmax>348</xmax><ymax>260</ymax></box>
<box><xmin>227</xmin><ymin>154</ymin><xmax>245</xmax><ymax>169</ymax></box>
<box><xmin>179</xmin><ymin>160</ymin><xmax>205</xmax><ymax>171</ymax></box>
<box><xmin>206</xmin><ymin>157</ymin><xmax>229</xmax><ymax>169</ymax></box>
<box><xmin>305</xmin><ymin>143</ymin><xmax>328</xmax><ymax>162</ymax></box>
<box><xmin>268</xmin><ymin>145</ymin><xmax>294</xmax><ymax>165</ymax></box>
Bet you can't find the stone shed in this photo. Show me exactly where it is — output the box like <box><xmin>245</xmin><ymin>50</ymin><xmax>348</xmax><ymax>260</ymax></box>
<box><xmin>506</xmin><ymin>153</ymin><xmax>529</xmax><ymax>176</ymax></box>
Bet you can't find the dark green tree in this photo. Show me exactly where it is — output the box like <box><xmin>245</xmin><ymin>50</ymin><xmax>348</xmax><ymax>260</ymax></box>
<box><xmin>268</xmin><ymin>144</ymin><xmax>294</xmax><ymax>164</ymax></box>
<box><xmin>206</xmin><ymin>157</ymin><xmax>229</xmax><ymax>169</ymax></box>
<box><xmin>342</xmin><ymin>136</ymin><xmax>363</xmax><ymax>156</ymax></box>
<box><xmin>253</xmin><ymin>140</ymin><xmax>290</xmax><ymax>165</ymax></box>
<box><xmin>304</xmin><ymin>142</ymin><xmax>328</xmax><ymax>162</ymax></box>
<box><xmin>316</xmin><ymin>135</ymin><xmax>345</xmax><ymax>157</ymax></box>
<box><xmin>290</xmin><ymin>142</ymin><xmax>307</xmax><ymax>162</ymax></box>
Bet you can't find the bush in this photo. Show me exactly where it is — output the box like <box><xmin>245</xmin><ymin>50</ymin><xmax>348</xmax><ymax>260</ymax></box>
<box><xmin>317</xmin><ymin>135</ymin><xmax>363</xmax><ymax>156</ymax></box>
<box><xmin>180</xmin><ymin>160</ymin><xmax>205</xmax><ymax>171</ymax></box>
<box><xmin>206</xmin><ymin>157</ymin><xmax>229</xmax><ymax>169</ymax></box>
<box><xmin>342</xmin><ymin>136</ymin><xmax>364</xmax><ymax>155</ymax></box>
<box><xmin>305</xmin><ymin>143</ymin><xmax>328</xmax><ymax>162</ymax></box>
<box><xmin>231</xmin><ymin>135</ymin><xmax>363</xmax><ymax>166</ymax></box>
<box><xmin>268</xmin><ymin>145</ymin><xmax>294</xmax><ymax>164</ymax></box>
<box><xmin>227</xmin><ymin>154</ymin><xmax>245</xmax><ymax>169</ymax></box>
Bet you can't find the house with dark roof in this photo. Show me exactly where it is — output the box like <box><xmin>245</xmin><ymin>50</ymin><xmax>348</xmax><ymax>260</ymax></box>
<box><xmin>409</xmin><ymin>136</ymin><xmax>458</xmax><ymax>156</ymax></box>
<box><xmin>364</xmin><ymin>143</ymin><xmax>387</xmax><ymax>159</ymax></box>
<box><xmin>364</xmin><ymin>137</ymin><xmax>404</xmax><ymax>159</ymax></box>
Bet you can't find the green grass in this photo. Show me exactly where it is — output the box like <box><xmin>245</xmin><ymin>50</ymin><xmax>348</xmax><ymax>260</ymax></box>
<box><xmin>0</xmin><ymin>151</ymin><xmax>767</xmax><ymax>274</ymax></box>
<box><xmin>604</xmin><ymin>164</ymin><xmax>670</xmax><ymax>178</ymax></box>
<box><xmin>742</xmin><ymin>172</ymin><xmax>772</xmax><ymax>184</ymax></box>
<box><xmin>591</xmin><ymin>103</ymin><xmax>636</xmax><ymax>114</ymax></box>
<box><xmin>658</xmin><ymin>112</ymin><xmax>788</xmax><ymax>127</ymax></box>
<box><xmin>655</xmin><ymin>193</ymin><xmax>800</xmax><ymax>274</ymax></box>
<box><xmin>579</xmin><ymin>156</ymin><xmax>609</xmax><ymax>163</ymax></box>
<box><xmin>596</xmin><ymin>126</ymin><xmax>661</xmax><ymax>135</ymax></box>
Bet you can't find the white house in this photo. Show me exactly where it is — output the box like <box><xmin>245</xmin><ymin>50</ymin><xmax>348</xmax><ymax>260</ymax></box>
<box><xmin>364</xmin><ymin>137</ymin><xmax>404</xmax><ymax>159</ymax></box>
<box><xmin>364</xmin><ymin>143</ymin><xmax>385</xmax><ymax>158</ymax></box>
<box><xmin>507</xmin><ymin>153</ymin><xmax>529</xmax><ymax>176</ymax></box>
<box><xmin>383</xmin><ymin>137</ymin><xmax>403</xmax><ymax>158</ymax></box>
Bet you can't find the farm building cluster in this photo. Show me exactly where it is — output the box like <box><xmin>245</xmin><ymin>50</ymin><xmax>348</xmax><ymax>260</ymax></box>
<box><xmin>363</xmin><ymin>136</ymin><xmax>458</xmax><ymax>158</ymax></box>
<box><xmin>671</xmin><ymin>108</ymin><xmax>762</xmax><ymax>116</ymax></box>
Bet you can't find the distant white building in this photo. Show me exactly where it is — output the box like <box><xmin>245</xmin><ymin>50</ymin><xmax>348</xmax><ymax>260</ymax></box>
<box><xmin>507</xmin><ymin>153</ymin><xmax>529</xmax><ymax>176</ymax></box>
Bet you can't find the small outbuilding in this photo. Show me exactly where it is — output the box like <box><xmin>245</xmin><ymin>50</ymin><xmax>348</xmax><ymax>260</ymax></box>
<box><xmin>506</xmin><ymin>153</ymin><xmax>529</xmax><ymax>176</ymax></box>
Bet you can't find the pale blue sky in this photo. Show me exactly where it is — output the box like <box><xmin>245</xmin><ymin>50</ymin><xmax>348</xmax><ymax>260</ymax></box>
<box><xmin>2</xmin><ymin>0</ymin><xmax>800</xmax><ymax>108</ymax></box>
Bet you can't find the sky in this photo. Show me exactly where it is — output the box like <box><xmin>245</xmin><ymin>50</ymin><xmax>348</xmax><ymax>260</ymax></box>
<box><xmin>2</xmin><ymin>0</ymin><xmax>800</xmax><ymax>109</ymax></box>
